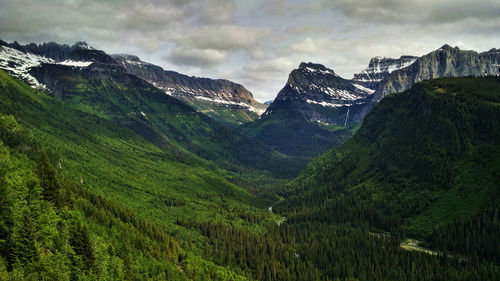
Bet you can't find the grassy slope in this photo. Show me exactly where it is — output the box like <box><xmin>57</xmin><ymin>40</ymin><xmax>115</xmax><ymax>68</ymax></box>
<box><xmin>281</xmin><ymin>77</ymin><xmax>500</xmax><ymax>236</ymax></box>
<box><xmin>0</xmin><ymin>119</ymin><xmax>255</xmax><ymax>280</ymax></box>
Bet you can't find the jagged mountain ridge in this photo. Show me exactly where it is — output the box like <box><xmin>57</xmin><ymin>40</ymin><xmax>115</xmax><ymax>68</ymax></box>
<box><xmin>112</xmin><ymin>54</ymin><xmax>267</xmax><ymax>126</ymax></box>
<box><xmin>372</xmin><ymin>44</ymin><xmax>500</xmax><ymax>101</ymax></box>
<box><xmin>266</xmin><ymin>62</ymin><xmax>374</xmax><ymax>125</ymax></box>
<box><xmin>241</xmin><ymin>62</ymin><xmax>374</xmax><ymax>158</ymax></box>
<box><xmin>353</xmin><ymin>55</ymin><xmax>418</xmax><ymax>89</ymax></box>
<box><xmin>0</xmin><ymin>39</ymin><xmax>93</xmax><ymax>61</ymax></box>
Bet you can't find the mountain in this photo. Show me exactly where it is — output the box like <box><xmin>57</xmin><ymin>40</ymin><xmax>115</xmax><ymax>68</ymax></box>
<box><xmin>353</xmin><ymin>55</ymin><xmax>418</xmax><ymax>89</ymax></box>
<box><xmin>0</xmin><ymin>39</ymin><xmax>93</xmax><ymax>61</ymax></box>
<box><xmin>243</xmin><ymin>45</ymin><xmax>500</xmax><ymax>158</ymax></box>
<box><xmin>372</xmin><ymin>44</ymin><xmax>500</xmax><ymax>101</ymax></box>
<box><xmin>241</xmin><ymin>62</ymin><xmax>375</xmax><ymax>158</ymax></box>
<box><xmin>112</xmin><ymin>54</ymin><xmax>267</xmax><ymax>126</ymax></box>
<box><xmin>0</xmin><ymin>68</ymin><xmax>269</xmax><ymax>279</ymax></box>
<box><xmin>1</xmin><ymin>40</ymin><xmax>499</xmax><ymax>280</ymax></box>
<box><xmin>278</xmin><ymin>77</ymin><xmax>500</xmax><ymax>243</ymax></box>
<box><xmin>0</xmin><ymin>41</ymin><xmax>305</xmax><ymax>180</ymax></box>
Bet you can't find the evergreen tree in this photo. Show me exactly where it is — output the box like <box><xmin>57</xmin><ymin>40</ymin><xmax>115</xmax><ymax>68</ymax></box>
<box><xmin>36</xmin><ymin>150</ymin><xmax>61</xmax><ymax>205</ymax></box>
<box><xmin>70</xmin><ymin>221</ymin><xmax>95</xmax><ymax>271</ymax></box>
<box><xmin>7</xmin><ymin>209</ymin><xmax>38</xmax><ymax>267</ymax></box>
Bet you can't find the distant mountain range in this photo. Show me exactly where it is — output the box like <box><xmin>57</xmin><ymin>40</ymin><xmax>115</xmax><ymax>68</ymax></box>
<box><xmin>243</xmin><ymin>45</ymin><xmax>500</xmax><ymax>158</ymax></box>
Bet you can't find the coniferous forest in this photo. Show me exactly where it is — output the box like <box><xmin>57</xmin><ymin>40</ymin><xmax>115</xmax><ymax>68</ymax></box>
<box><xmin>0</xmin><ymin>66</ymin><xmax>499</xmax><ymax>280</ymax></box>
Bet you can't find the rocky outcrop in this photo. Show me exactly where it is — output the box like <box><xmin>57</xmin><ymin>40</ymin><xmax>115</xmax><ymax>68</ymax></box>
<box><xmin>372</xmin><ymin>45</ymin><xmax>500</xmax><ymax>101</ymax></box>
<box><xmin>353</xmin><ymin>56</ymin><xmax>417</xmax><ymax>89</ymax></box>
<box><xmin>241</xmin><ymin>62</ymin><xmax>377</xmax><ymax>158</ymax></box>
<box><xmin>0</xmin><ymin>40</ymin><xmax>94</xmax><ymax>62</ymax></box>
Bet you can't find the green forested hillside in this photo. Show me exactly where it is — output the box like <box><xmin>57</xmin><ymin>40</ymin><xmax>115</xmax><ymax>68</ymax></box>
<box><xmin>277</xmin><ymin>77</ymin><xmax>500</xmax><ymax>254</ymax></box>
<box><xmin>240</xmin><ymin>107</ymin><xmax>361</xmax><ymax>159</ymax></box>
<box><xmin>1</xmin><ymin>70</ymin><xmax>499</xmax><ymax>280</ymax></box>
<box><xmin>30</xmin><ymin>63</ymin><xmax>304</xmax><ymax>180</ymax></box>
<box><xmin>0</xmin><ymin>69</ymin><xmax>278</xmax><ymax>279</ymax></box>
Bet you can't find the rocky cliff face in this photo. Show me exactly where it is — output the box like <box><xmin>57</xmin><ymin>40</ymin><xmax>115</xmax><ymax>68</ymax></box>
<box><xmin>353</xmin><ymin>56</ymin><xmax>417</xmax><ymax>89</ymax></box>
<box><xmin>241</xmin><ymin>62</ymin><xmax>376</xmax><ymax>158</ymax></box>
<box><xmin>0</xmin><ymin>41</ymin><xmax>105</xmax><ymax>89</ymax></box>
<box><xmin>0</xmin><ymin>40</ymin><xmax>93</xmax><ymax>61</ymax></box>
<box><xmin>372</xmin><ymin>45</ymin><xmax>500</xmax><ymax>101</ymax></box>
<box><xmin>112</xmin><ymin>54</ymin><xmax>267</xmax><ymax>125</ymax></box>
<box><xmin>0</xmin><ymin>40</ymin><xmax>266</xmax><ymax>126</ymax></box>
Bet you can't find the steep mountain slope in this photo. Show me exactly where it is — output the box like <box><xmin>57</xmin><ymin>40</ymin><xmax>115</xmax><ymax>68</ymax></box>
<box><xmin>112</xmin><ymin>54</ymin><xmax>267</xmax><ymax>126</ymax></box>
<box><xmin>1</xmin><ymin>53</ymin><xmax>499</xmax><ymax>280</ymax></box>
<box><xmin>278</xmin><ymin>77</ymin><xmax>500</xmax><ymax>241</ymax></box>
<box><xmin>241</xmin><ymin>62</ymin><xmax>375</xmax><ymax>158</ymax></box>
<box><xmin>372</xmin><ymin>44</ymin><xmax>500</xmax><ymax>101</ymax></box>
<box><xmin>0</xmin><ymin>39</ymin><xmax>93</xmax><ymax>61</ymax></box>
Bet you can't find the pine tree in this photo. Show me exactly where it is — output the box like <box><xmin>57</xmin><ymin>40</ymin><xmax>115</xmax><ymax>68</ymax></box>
<box><xmin>69</xmin><ymin>221</ymin><xmax>95</xmax><ymax>271</ymax></box>
<box><xmin>36</xmin><ymin>150</ymin><xmax>61</xmax><ymax>205</ymax></box>
<box><xmin>8</xmin><ymin>209</ymin><xmax>38</xmax><ymax>267</ymax></box>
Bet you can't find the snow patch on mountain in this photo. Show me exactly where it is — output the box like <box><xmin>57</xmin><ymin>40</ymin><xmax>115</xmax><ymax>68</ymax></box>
<box><xmin>194</xmin><ymin>96</ymin><xmax>266</xmax><ymax>114</ymax></box>
<box><xmin>303</xmin><ymin>67</ymin><xmax>338</xmax><ymax>76</ymax></box>
<box><xmin>0</xmin><ymin>45</ymin><xmax>54</xmax><ymax>89</ymax></box>
<box><xmin>58</xmin><ymin>60</ymin><xmax>93</xmax><ymax>67</ymax></box>
<box><xmin>352</xmin><ymin>83</ymin><xmax>375</xmax><ymax>94</ymax></box>
<box><xmin>306</xmin><ymin>99</ymin><xmax>348</xmax><ymax>108</ymax></box>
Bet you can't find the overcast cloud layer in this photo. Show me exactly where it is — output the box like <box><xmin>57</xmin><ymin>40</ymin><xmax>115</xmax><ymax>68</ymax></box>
<box><xmin>1</xmin><ymin>0</ymin><xmax>500</xmax><ymax>101</ymax></box>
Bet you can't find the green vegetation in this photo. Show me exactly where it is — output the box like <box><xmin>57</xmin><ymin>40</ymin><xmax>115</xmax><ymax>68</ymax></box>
<box><xmin>184</xmin><ymin>98</ymin><xmax>260</xmax><ymax>128</ymax></box>
<box><xmin>1</xmin><ymin>69</ymin><xmax>499</xmax><ymax>280</ymax></box>
<box><xmin>277</xmin><ymin>77</ymin><xmax>500</xmax><ymax>259</ymax></box>
<box><xmin>0</xmin><ymin>69</ymin><xmax>276</xmax><ymax>279</ymax></box>
<box><xmin>240</xmin><ymin>108</ymin><xmax>360</xmax><ymax>159</ymax></box>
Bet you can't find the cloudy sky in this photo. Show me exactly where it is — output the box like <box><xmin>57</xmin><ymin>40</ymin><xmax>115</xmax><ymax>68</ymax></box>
<box><xmin>1</xmin><ymin>0</ymin><xmax>500</xmax><ymax>101</ymax></box>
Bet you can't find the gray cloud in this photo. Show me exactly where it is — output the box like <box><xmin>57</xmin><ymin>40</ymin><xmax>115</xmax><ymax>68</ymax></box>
<box><xmin>167</xmin><ymin>48</ymin><xmax>227</xmax><ymax>66</ymax></box>
<box><xmin>173</xmin><ymin>25</ymin><xmax>270</xmax><ymax>52</ymax></box>
<box><xmin>324</xmin><ymin>0</ymin><xmax>500</xmax><ymax>24</ymax></box>
<box><xmin>1</xmin><ymin>0</ymin><xmax>499</xmax><ymax>101</ymax></box>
